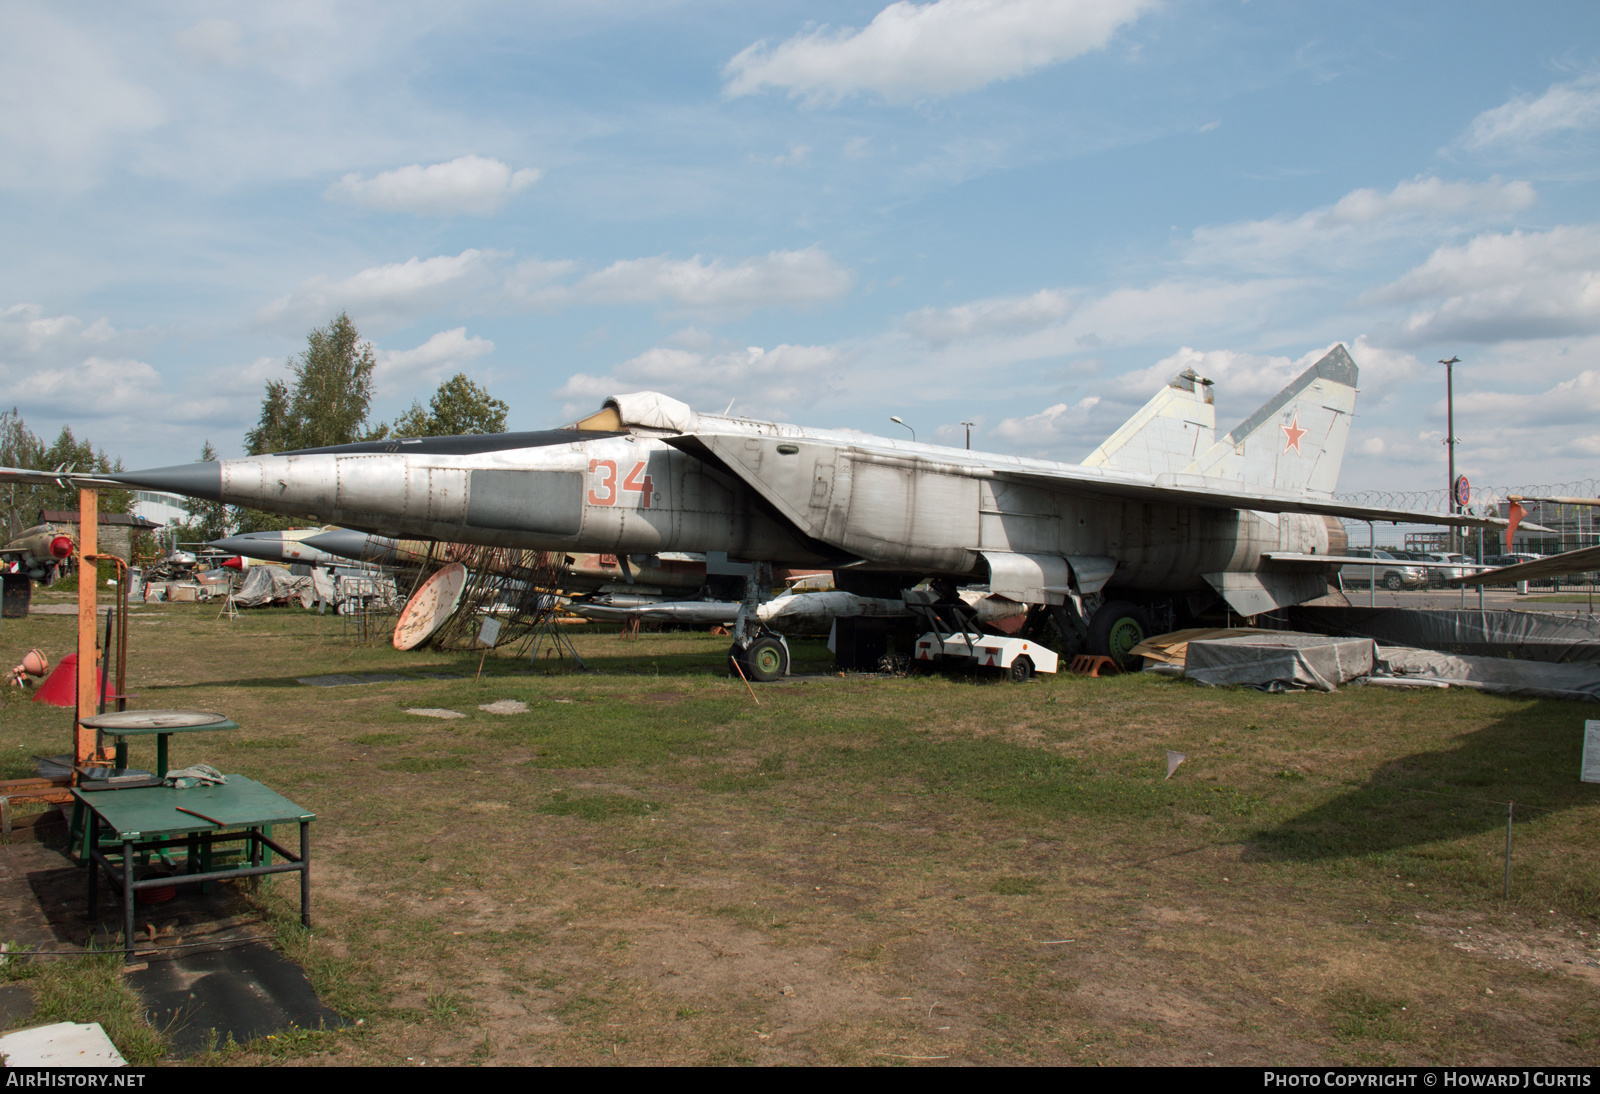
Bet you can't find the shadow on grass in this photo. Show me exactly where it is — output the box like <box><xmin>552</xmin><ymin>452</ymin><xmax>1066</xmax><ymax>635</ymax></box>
<box><xmin>1250</xmin><ymin>697</ymin><xmax>1600</xmax><ymax>862</ymax></box>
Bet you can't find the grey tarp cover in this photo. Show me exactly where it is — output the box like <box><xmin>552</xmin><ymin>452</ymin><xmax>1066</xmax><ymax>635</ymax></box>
<box><xmin>1184</xmin><ymin>633</ymin><xmax>1377</xmax><ymax>692</ymax></box>
<box><xmin>1289</xmin><ymin>606</ymin><xmax>1600</xmax><ymax>664</ymax></box>
<box><xmin>232</xmin><ymin>565</ymin><xmax>335</xmax><ymax>608</ymax></box>
<box><xmin>1372</xmin><ymin>646</ymin><xmax>1600</xmax><ymax>703</ymax></box>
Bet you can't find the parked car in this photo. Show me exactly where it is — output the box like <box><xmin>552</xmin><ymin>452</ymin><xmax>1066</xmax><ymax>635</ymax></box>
<box><xmin>1490</xmin><ymin>553</ymin><xmax>1546</xmax><ymax>566</ymax></box>
<box><xmin>1414</xmin><ymin>551</ymin><xmax>1475</xmax><ymax>588</ymax></box>
<box><xmin>1339</xmin><ymin>548</ymin><xmax>1427</xmax><ymax>590</ymax></box>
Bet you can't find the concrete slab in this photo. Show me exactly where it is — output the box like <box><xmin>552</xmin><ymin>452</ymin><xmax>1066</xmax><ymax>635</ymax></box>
<box><xmin>0</xmin><ymin>1021</ymin><xmax>125</xmax><ymax>1066</ymax></box>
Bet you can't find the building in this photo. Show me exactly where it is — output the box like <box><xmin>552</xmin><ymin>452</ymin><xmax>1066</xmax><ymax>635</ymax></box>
<box><xmin>38</xmin><ymin>509</ymin><xmax>162</xmax><ymax>564</ymax></box>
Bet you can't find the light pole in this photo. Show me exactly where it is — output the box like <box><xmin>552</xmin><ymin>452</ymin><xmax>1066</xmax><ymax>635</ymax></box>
<box><xmin>1439</xmin><ymin>356</ymin><xmax>1460</xmax><ymax>553</ymax></box>
<box><xmin>889</xmin><ymin>416</ymin><xmax>915</xmax><ymax>443</ymax></box>
<box><xmin>960</xmin><ymin>421</ymin><xmax>974</xmax><ymax>449</ymax></box>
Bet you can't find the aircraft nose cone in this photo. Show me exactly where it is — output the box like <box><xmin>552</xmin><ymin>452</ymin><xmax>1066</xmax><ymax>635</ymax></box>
<box><xmin>113</xmin><ymin>462</ymin><xmax>223</xmax><ymax>502</ymax></box>
<box><xmin>303</xmin><ymin>529</ymin><xmax>395</xmax><ymax>564</ymax></box>
<box><xmin>209</xmin><ymin>536</ymin><xmax>286</xmax><ymax>562</ymax></box>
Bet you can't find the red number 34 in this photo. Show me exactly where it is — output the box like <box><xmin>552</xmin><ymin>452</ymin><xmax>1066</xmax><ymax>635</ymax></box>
<box><xmin>588</xmin><ymin>459</ymin><xmax>654</xmax><ymax>508</ymax></box>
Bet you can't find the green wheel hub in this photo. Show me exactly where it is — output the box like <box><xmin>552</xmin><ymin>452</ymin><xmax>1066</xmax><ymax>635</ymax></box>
<box><xmin>753</xmin><ymin>644</ymin><xmax>784</xmax><ymax>677</ymax></box>
<box><xmin>1106</xmin><ymin>616</ymin><xmax>1145</xmax><ymax>662</ymax></box>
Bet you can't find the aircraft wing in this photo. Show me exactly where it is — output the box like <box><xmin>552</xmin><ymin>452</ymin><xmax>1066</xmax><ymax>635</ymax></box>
<box><xmin>1448</xmin><ymin>545</ymin><xmax>1600</xmax><ymax>587</ymax></box>
<box><xmin>0</xmin><ymin>466</ymin><xmax>129</xmax><ymax>490</ymax></box>
<box><xmin>991</xmin><ymin>468</ymin><xmax>1512</xmax><ymax>528</ymax></box>
<box><xmin>668</xmin><ymin>432</ymin><xmax>1515</xmax><ymax>533</ymax></box>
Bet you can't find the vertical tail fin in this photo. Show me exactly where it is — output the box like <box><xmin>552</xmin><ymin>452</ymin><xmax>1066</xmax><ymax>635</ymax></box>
<box><xmin>1183</xmin><ymin>345</ymin><xmax>1358</xmax><ymax>497</ymax></box>
<box><xmin>1081</xmin><ymin>368</ymin><xmax>1215</xmax><ymax>474</ymax></box>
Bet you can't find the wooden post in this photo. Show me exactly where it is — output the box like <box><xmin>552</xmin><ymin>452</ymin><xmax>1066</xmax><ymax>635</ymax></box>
<box><xmin>75</xmin><ymin>488</ymin><xmax>101</xmax><ymax>770</ymax></box>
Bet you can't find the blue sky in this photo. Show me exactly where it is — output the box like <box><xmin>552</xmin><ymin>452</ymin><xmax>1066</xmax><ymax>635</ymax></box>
<box><xmin>3</xmin><ymin>0</ymin><xmax>1598</xmax><ymax>503</ymax></box>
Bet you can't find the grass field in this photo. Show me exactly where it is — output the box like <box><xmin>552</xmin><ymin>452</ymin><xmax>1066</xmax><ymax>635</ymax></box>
<box><xmin>3</xmin><ymin>591</ymin><xmax>1598</xmax><ymax>1066</ymax></box>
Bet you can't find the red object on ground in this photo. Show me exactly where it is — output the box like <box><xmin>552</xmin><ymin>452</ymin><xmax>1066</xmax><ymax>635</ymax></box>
<box><xmin>32</xmin><ymin>653</ymin><xmax>101</xmax><ymax>708</ymax></box>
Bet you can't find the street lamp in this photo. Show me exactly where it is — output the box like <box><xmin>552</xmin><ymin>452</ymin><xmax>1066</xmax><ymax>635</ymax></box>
<box><xmin>1439</xmin><ymin>356</ymin><xmax>1460</xmax><ymax>553</ymax></box>
<box><xmin>960</xmin><ymin>421</ymin><xmax>975</xmax><ymax>449</ymax></box>
<box><xmin>889</xmin><ymin>416</ymin><xmax>915</xmax><ymax>443</ymax></box>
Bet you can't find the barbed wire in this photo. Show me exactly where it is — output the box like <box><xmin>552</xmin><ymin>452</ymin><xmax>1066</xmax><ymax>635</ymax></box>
<box><xmin>1337</xmin><ymin>479</ymin><xmax>1600</xmax><ymax>513</ymax></box>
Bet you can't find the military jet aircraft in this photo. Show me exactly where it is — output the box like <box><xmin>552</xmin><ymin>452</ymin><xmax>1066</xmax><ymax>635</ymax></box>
<box><xmin>3</xmin><ymin>345</ymin><xmax>1510</xmax><ymax>678</ymax></box>
<box><xmin>2</xmin><ymin>524</ymin><xmax>73</xmax><ymax>583</ymax></box>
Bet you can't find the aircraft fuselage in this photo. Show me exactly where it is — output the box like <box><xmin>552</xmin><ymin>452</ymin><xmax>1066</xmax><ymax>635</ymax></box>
<box><xmin>207</xmin><ymin>429</ymin><xmax>1339</xmax><ymax>596</ymax></box>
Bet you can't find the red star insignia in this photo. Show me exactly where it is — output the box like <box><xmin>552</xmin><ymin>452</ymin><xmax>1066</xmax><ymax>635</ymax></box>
<box><xmin>1281</xmin><ymin>413</ymin><xmax>1307</xmax><ymax>455</ymax></box>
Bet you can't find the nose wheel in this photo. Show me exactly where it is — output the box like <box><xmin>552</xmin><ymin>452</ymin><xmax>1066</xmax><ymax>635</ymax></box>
<box><xmin>729</xmin><ymin>634</ymin><xmax>790</xmax><ymax>682</ymax></box>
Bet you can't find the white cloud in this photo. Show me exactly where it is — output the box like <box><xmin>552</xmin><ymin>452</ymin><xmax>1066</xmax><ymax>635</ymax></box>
<box><xmin>1064</xmin><ymin>279</ymin><xmax>1295</xmax><ymax>348</ymax></box>
<box><xmin>0</xmin><ymin>303</ymin><xmax>120</xmax><ymax>359</ymax></box>
<box><xmin>903</xmin><ymin>289</ymin><xmax>1073</xmax><ymax>344</ymax></box>
<box><xmin>1462</xmin><ymin>74</ymin><xmax>1600</xmax><ymax>153</ymax></box>
<box><xmin>174</xmin><ymin>19</ymin><xmax>246</xmax><ymax>66</ymax></box>
<box><xmin>724</xmin><ymin>0</ymin><xmax>1155</xmax><ymax>104</ymax></box>
<box><xmin>326</xmin><ymin>155</ymin><xmax>543</xmax><ymax>216</ymax></box>
<box><xmin>1187</xmin><ymin>177</ymin><xmax>1535</xmax><ymax>273</ymax></box>
<box><xmin>374</xmin><ymin>328</ymin><xmax>494</xmax><ymax>391</ymax></box>
<box><xmin>571</xmin><ymin>246</ymin><xmax>853</xmax><ymax>316</ymax></box>
<box><xmin>992</xmin><ymin>396</ymin><xmax>1100</xmax><ymax>442</ymax></box>
<box><xmin>259</xmin><ymin>244</ymin><xmax>852</xmax><ymax>333</ymax></box>
<box><xmin>555</xmin><ymin>342</ymin><xmax>842</xmax><ymax>419</ymax></box>
<box><xmin>0</xmin><ymin>356</ymin><xmax>163</xmax><ymax>419</ymax></box>
<box><xmin>1375</xmin><ymin>225</ymin><xmax>1600</xmax><ymax>344</ymax></box>
<box><xmin>258</xmin><ymin>249</ymin><xmax>497</xmax><ymax>331</ymax></box>
<box><xmin>0</xmin><ymin>9</ymin><xmax>163</xmax><ymax>188</ymax></box>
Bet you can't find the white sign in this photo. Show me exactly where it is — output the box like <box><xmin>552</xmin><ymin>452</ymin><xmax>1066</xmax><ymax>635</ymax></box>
<box><xmin>477</xmin><ymin>616</ymin><xmax>502</xmax><ymax>648</ymax></box>
<box><xmin>1584</xmin><ymin>722</ymin><xmax>1600</xmax><ymax>784</ymax></box>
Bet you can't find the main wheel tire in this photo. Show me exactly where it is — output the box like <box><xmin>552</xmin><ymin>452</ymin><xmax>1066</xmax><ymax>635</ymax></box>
<box><xmin>1383</xmin><ymin>572</ymin><xmax>1404</xmax><ymax>591</ymax></box>
<box><xmin>1087</xmin><ymin>601</ymin><xmax>1151</xmax><ymax>672</ymax></box>
<box><xmin>746</xmin><ymin>636</ymin><xmax>789</xmax><ymax>682</ymax></box>
<box><xmin>1008</xmin><ymin>655</ymin><xmax>1034</xmax><ymax>683</ymax></box>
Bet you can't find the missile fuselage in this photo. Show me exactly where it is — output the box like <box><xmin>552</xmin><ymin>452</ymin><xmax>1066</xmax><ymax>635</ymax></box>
<box><xmin>209</xmin><ymin>532</ymin><xmax>342</xmax><ymax>567</ymax></box>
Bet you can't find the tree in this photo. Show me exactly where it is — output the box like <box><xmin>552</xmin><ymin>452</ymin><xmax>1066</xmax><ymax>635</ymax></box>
<box><xmin>393</xmin><ymin>373</ymin><xmax>510</xmax><ymax>437</ymax></box>
<box><xmin>168</xmin><ymin>440</ymin><xmax>232</xmax><ymax>543</ymax></box>
<box><xmin>0</xmin><ymin>410</ymin><xmax>131</xmax><ymax>537</ymax></box>
<box><xmin>0</xmin><ymin>408</ymin><xmax>43</xmax><ymax>538</ymax></box>
<box><xmin>237</xmin><ymin>313</ymin><xmax>382</xmax><ymax>533</ymax></box>
<box><xmin>245</xmin><ymin>312</ymin><xmax>379</xmax><ymax>455</ymax></box>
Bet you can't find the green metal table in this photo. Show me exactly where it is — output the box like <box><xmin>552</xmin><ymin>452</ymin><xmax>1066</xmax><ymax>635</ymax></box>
<box><xmin>74</xmin><ymin>775</ymin><xmax>314</xmax><ymax>958</ymax></box>
<box><xmin>78</xmin><ymin>709</ymin><xmax>238</xmax><ymax>778</ymax></box>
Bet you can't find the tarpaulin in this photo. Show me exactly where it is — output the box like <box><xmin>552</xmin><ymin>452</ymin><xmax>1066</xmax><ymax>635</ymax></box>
<box><xmin>1130</xmin><ymin>627</ymin><xmax>1278</xmax><ymax>668</ymax></box>
<box><xmin>1184</xmin><ymin>633</ymin><xmax>1377</xmax><ymax>692</ymax></box>
<box><xmin>1289</xmin><ymin>606</ymin><xmax>1600</xmax><ymax>664</ymax></box>
<box><xmin>232</xmin><ymin>564</ymin><xmax>332</xmax><ymax>608</ymax></box>
<box><xmin>1370</xmin><ymin>646</ymin><xmax>1600</xmax><ymax>703</ymax></box>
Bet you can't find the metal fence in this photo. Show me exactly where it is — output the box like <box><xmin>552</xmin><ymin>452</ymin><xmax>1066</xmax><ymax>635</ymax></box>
<box><xmin>1335</xmin><ymin>478</ymin><xmax>1600</xmax><ymax>588</ymax></box>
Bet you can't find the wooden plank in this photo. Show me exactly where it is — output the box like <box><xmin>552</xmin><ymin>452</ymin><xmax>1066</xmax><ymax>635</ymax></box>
<box><xmin>75</xmin><ymin>488</ymin><xmax>99</xmax><ymax>768</ymax></box>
